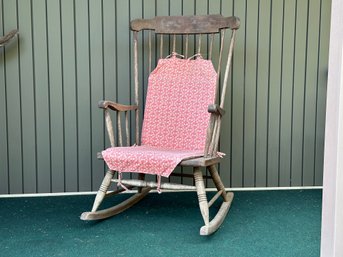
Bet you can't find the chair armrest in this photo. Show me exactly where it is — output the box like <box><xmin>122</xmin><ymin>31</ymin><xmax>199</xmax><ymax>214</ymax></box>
<box><xmin>98</xmin><ymin>100</ymin><xmax>138</xmax><ymax>112</ymax></box>
<box><xmin>99</xmin><ymin>100</ymin><xmax>139</xmax><ymax>147</ymax></box>
<box><xmin>208</xmin><ymin>104</ymin><xmax>225</xmax><ymax>116</ymax></box>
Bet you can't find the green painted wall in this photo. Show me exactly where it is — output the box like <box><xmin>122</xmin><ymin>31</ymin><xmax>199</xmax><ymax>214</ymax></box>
<box><xmin>0</xmin><ymin>0</ymin><xmax>330</xmax><ymax>194</ymax></box>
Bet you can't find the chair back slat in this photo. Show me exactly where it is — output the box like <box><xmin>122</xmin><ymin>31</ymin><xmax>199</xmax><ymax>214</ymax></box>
<box><xmin>133</xmin><ymin>31</ymin><xmax>140</xmax><ymax>145</ymax></box>
<box><xmin>117</xmin><ymin>114</ymin><xmax>123</xmax><ymax>147</ymax></box>
<box><xmin>172</xmin><ymin>34</ymin><xmax>176</xmax><ymax>52</ymax></box>
<box><xmin>208</xmin><ymin>34</ymin><xmax>214</xmax><ymax>60</ymax></box>
<box><xmin>125</xmin><ymin>112</ymin><xmax>130</xmax><ymax>146</ymax></box>
<box><xmin>185</xmin><ymin>35</ymin><xmax>189</xmax><ymax>58</ymax></box>
<box><xmin>159</xmin><ymin>35</ymin><xmax>164</xmax><ymax>58</ymax></box>
<box><xmin>197</xmin><ymin>35</ymin><xmax>202</xmax><ymax>54</ymax></box>
<box><xmin>105</xmin><ymin>110</ymin><xmax>115</xmax><ymax>147</ymax></box>
<box><xmin>148</xmin><ymin>31</ymin><xmax>152</xmax><ymax>73</ymax></box>
<box><xmin>214</xmin><ymin>30</ymin><xmax>225</xmax><ymax>101</ymax></box>
<box><xmin>220</xmin><ymin>29</ymin><xmax>237</xmax><ymax>109</ymax></box>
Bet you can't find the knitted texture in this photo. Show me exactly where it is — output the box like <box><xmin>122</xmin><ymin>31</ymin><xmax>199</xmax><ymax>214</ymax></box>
<box><xmin>102</xmin><ymin>56</ymin><xmax>217</xmax><ymax>178</ymax></box>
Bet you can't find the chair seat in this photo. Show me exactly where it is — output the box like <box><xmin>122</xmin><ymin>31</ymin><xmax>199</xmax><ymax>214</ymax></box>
<box><xmin>102</xmin><ymin>145</ymin><xmax>203</xmax><ymax>177</ymax></box>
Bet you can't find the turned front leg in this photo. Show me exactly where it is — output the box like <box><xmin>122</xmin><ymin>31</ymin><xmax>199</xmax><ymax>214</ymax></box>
<box><xmin>92</xmin><ymin>170</ymin><xmax>115</xmax><ymax>212</ymax></box>
<box><xmin>194</xmin><ymin>167</ymin><xmax>209</xmax><ymax>226</ymax></box>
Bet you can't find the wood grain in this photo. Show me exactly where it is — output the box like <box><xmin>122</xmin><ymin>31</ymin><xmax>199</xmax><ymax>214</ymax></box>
<box><xmin>130</xmin><ymin>15</ymin><xmax>240</xmax><ymax>33</ymax></box>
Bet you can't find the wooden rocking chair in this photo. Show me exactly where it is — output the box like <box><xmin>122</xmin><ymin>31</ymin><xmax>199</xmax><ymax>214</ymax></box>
<box><xmin>81</xmin><ymin>15</ymin><xmax>240</xmax><ymax>236</ymax></box>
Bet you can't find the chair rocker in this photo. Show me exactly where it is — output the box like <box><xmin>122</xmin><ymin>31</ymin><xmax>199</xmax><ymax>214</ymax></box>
<box><xmin>81</xmin><ymin>15</ymin><xmax>240</xmax><ymax>236</ymax></box>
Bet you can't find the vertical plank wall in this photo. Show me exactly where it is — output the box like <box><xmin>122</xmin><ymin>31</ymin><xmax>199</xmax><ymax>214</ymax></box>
<box><xmin>0</xmin><ymin>0</ymin><xmax>330</xmax><ymax>194</ymax></box>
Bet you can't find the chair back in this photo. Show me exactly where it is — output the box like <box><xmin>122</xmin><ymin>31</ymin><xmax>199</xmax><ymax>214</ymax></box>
<box><xmin>130</xmin><ymin>15</ymin><xmax>240</xmax><ymax>155</ymax></box>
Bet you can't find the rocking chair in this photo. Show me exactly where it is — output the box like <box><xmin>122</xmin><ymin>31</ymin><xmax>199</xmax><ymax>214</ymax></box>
<box><xmin>81</xmin><ymin>15</ymin><xmax>240</xmax><ymax>236</ymax></box>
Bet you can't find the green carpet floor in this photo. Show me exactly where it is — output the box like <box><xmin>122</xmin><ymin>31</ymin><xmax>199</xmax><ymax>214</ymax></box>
<box><xmin>0</xmin><ymin>190</ymin><xmax>321</xmax><ymax>257</ymax></box>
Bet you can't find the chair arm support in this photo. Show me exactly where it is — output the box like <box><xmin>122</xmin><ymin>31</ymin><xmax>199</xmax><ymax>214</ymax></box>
<box><xmin>98</xmin><ymin>100</ymin><xmax>138</xmax><ymax>112</ymax></box>
<box><xmin>208</xmin><ymin>104</ymin><xmax>225</xmax><ymax>116</ymax></box>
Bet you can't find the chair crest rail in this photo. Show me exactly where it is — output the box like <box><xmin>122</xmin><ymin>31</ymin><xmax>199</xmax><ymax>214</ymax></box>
<box><xmin>130</xmin><ymin>15</ymin><xmax>240</xmax><ymax>33</ymax></box>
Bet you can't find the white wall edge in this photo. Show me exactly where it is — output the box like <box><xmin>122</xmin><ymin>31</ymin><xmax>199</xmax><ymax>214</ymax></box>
<box><xmin>321</xmin><ymin>0</ymin><xmax>343</xmax><ymax>255</ymax></box>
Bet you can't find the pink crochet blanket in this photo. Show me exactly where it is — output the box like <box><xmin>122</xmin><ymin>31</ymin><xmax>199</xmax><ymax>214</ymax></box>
<box><xmin>102</xmin><ymin>55</ymin><xmax>217</xmax><ymax>179</ymax></box>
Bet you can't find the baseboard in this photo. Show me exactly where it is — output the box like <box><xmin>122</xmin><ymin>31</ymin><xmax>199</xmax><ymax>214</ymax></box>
<box><xmin>0</xmin><ymin>186</ymin><xmax>323</xmax><ymax>198</ymax></box>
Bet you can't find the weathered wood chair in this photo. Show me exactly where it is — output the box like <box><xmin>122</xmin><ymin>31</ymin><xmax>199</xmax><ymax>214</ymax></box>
<box><xmin>81</xmin><ymin>15</ymin><xmax>240</xmax><ymax>235</ymax></box>
<box><xmin>0</xmin><ymin>29</ymin><xmax>18</xmax><ymax>47</ymax></box>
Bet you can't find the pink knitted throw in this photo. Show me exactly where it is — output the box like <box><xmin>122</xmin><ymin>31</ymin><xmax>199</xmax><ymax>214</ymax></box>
<box><xmin>102</xmin><ymin>55</ymin><xmax>217</xmax><ymax>180</ymax></box>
